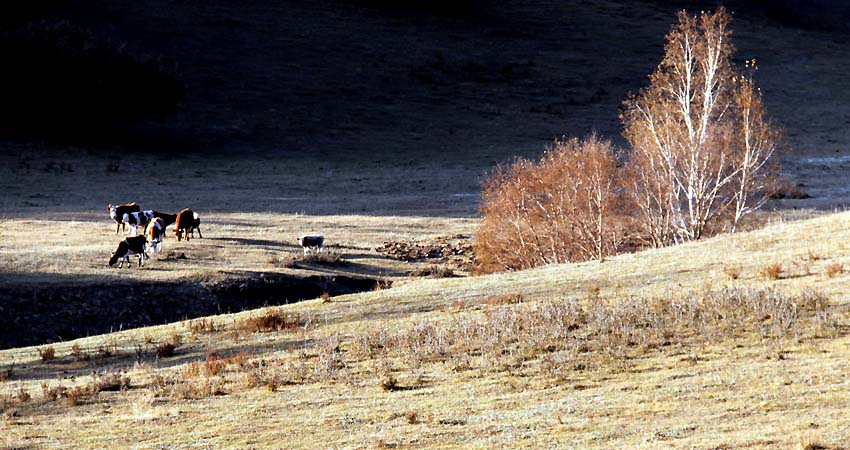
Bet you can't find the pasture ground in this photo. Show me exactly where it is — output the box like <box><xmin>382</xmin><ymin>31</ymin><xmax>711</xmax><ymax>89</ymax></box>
<box><xmin>2</xmin><ymin>0</ymin><xmax>850</xmax><ymax>447</ymax></box>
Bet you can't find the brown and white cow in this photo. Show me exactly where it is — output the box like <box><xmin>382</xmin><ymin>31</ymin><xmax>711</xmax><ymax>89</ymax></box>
<box><xmin>108</xmin><ymin>203</ymin><xmax>140</xmax><ymax>234</ymax></box>
<box><xmin>108</xmin><ymin>235</ymin><xmax>148</xmax><ymax>268</ymax></box>
<box><xmin>174</xmin><ymin>208</ymin><xmax>202</xmax><ymax>241</ymax></box>
<box><xmin>146</xmin><ymin>217</ymin><xmax>166</xmax><ymax>253</ymax></box>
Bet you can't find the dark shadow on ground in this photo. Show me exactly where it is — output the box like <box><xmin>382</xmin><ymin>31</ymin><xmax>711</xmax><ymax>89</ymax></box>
<box><xmin>0</xmin><ymin>271</ymin><xmax>379</xmax><ymax>349</ymax></box>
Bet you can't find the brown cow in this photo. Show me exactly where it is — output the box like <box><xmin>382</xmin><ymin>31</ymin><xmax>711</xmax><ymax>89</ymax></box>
<box><xmin>108</xmin><ymin>203</ymin><xmax>141</xmax><ymax>234</ymax></box>
<box><xmin>174</xmin><ymin>208</ymin><xmax>202</xmax><ymax>241</ymax></box>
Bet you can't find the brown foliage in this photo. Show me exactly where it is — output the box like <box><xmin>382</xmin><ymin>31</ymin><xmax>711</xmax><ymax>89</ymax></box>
<box><xmin>760</xmin><ymin>263</ymin><xmax>784</xmax><ymax>280</ymax></box>
<box><xmin>475</xmin><ymin>134</ymin><xmax>628</xmax><ymax>273</ymax></box>
<box><xmin>238</xmin><ymin>310</ymin><xmax>301</xmax><ymax>334</ymax></box>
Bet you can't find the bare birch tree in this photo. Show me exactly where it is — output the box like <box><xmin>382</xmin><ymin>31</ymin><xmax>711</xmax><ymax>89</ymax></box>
<box><xmin>622</xmin><ymin>7</ymin><xmax>780</xmax><ymax>244</ymax></box>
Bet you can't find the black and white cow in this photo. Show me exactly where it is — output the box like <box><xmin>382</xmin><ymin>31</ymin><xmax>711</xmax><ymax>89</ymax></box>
<box><xmin>146</xmin><ymin>217</ymin><xmax>166</xmax><ymax>253</ymax></box>
<box><xmin>297</xmin><ymin>235</ymin><xmax>324</xmax><ymax>255</ymax></box>
<box><xmin>123</xmin><ymin>210</ymin><xmax>154</xmax><ymax>235</ymax></box>
<box><xmin>108</xmin><ymin>235</ymin><xmax>149</xmax><ymax>268</ymax></box>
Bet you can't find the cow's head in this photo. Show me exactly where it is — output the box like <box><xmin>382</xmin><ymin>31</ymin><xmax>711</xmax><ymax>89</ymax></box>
<box><xmin>108</xmin><ymin>204</ymin><xmax>117</xmax><ymax>220</ymax></box>
<box><xmin>108</xmin><ymin>252</ymin><xmax>120</xmax><ymax>267</ymax></box>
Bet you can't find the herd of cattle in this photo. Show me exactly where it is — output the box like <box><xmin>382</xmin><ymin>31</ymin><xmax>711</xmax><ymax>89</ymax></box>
<box><xmin>106</xmin><ymin>202</ymin><xmax>326</xmax><ymax>269</ymax></box>
<box><xmin>107</xmin><ymin>202</ymin><xmax>202</xmax><ymax>268</ymax></box>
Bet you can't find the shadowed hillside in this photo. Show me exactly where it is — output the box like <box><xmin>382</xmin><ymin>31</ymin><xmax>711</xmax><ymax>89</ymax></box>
<box><xmin>2</xmin><ymin>0</ymin><xmax>849</xmax><ymax>161</ymax></box>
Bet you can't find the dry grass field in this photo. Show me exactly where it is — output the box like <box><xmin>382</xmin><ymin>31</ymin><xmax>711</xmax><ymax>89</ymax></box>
<box><xmin>2</xmin><ymin>206</ymin><xmax>850</xmax><ymax>448</ymax></box>
<box><xmin>2</xmin><ymin>1</ymin><xmax>850</xmax><ymax>448</ymax></box>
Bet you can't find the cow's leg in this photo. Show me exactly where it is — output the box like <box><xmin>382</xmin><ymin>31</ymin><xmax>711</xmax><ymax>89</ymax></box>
<box><xmin>196</xmin><ymin>227</ymin><xmax>203</xmax><ymax>239</ymax></box>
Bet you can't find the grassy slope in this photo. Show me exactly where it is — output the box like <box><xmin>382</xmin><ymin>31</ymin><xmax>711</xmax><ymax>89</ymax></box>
<box><xmin>1</xmin><ymin>211</ymin><xmax>849</xmax><ymax>449</ymax></box>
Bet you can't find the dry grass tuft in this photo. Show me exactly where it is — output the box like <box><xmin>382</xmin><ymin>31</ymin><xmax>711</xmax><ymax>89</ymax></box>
<box><xmin>37</xmin><ymin>346</ymin><xmax>56</xmax><ymax>361</ymax></box>
<box><xmin>185</xmin><ymin>318</ymin><xmax>223</xmax><ymax>335</ymax></box>
<box><xmin>238</xmin><ymin>310</ymin><xmax>301</xmax><ymax>334</ymax></box>
<box><xmin>825</xmin><ymin>263</ymin><xmax>845</xmax><ymax>278</ymax></box>
<box><xmin>723</xmin><ymin>265</ymin><xmax>743</xmax><ymax>280</ymax></box>
<box><xmin>485</xmin><ymin>293</ymin><xmax>525</xmax><ymax>307</ymax></box>
<box><xmin>760</xmin><ymin>263</ymin><xmax>784</xmax><ymax>280</ymax></box>
<box><xmin>405</xmin><ymin>412</ymin><xmax>418</xmax><ymax>424</ymax></box>
<box><xmin>409</xmin><ymin>265</ymin><xmax>456</xmax><ymax>278</ymax></box>
<box><xmin>379</xmin><ymin>374</ymin><xmax>400</xmax><ymax>391</ymax></box>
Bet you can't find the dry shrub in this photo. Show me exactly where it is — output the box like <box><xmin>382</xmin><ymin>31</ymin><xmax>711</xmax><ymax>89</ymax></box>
<box><xmin>16</xmin><ymin>387</ymin><xmax>31</xmax><ymax>403</ymax></box>
<box><xmin>406</xmin><ymin>412</ymin><xmax>418</xmax><ymax>424</ymax></box>
<box><xmin>352</xmin><ymin>288</ymin><xmax>833</xmax><ymax>375</ymax></box>
<box><xmin>485</xmin><ymin>293</ymin><xmax>525</xmax><ymax>306</ymax></box>
<box><xmin>320</xmin><ymin>291</ymin><xmax>332</xmax><ymax>303</ymax></box>
<box><xmin>723</xmin><ymin>265</ymin><xmax>742</xmax><ymax>280</ymax></box>
<box><xmin>243</xmin><ymin>357</ymin><xmax>308</xmax><ymax>390</ymax></box>
<box><xmin>0</xmin><ymin>367</ymin><xmax>12</xmax><ymax>382</ymax></box>
<box><xmin>825</xmin><ymin>263</ymin><xmax>845</xmax><ymax>278</ymax></box>
<box><xmin>300</xmin><ymin>252</ymin><xmax>345</xmax><ymax>265</ymax></box>
<box><xmin>373</xmin><ymin>279</ymin><xmax>393</xmax><ymax>291</ymax></box>
<box><xmin>314</xmin><ymin>336</ymin><xmax>346</xmax><ymax>381</ymax></box>
<box><xmin>475</xmin><ymin>134</ymin><xmax>628</xmax><ymax>273</ymax></box>
<box><xmin>155</xmin><ymin>341</ymin><xmax>177</xmax><ymax>359</ymax></box>
<box><xmin>238</xmin><ymin>310</ymin><xmax>301</xmax><ymax>334</ymax></box>
<box><xmin>760</xmin><ymin>263</ymin><xmax>783</xmax><ymax>280</ymax></box>
<box><xmin>37</xmin><ymin>346</ymin><xmax>56</xmax><ymax>361</ymax></box>
<box><xmin>39</xmin><ymin>371</ymin><xmax>130</xmax><ymax>406</ymax></box>
<box><xmin>379</xmin><ymin>374</ymin><xmax>399</xmax><ymax>391</ymax></box>
<box><xmin>409</xmin><ymin>265</ymin><xmax>456</xmax><ymax>278</ymax></box>
<box><xmin>150</xmin><ymin>373</ymin><xmax>226</xmax><ymax>400</ymax></box>
<box><xmin>185</xmin><ymin>318</ymin><xmax>222</xmax><ymax>335</ymax></box>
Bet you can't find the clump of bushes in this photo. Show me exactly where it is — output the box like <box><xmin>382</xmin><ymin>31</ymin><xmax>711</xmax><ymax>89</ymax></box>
<box><xmin>475</xmin><ymin>8</ymin><xmax>781</xmax><ymax>274</ymax></box>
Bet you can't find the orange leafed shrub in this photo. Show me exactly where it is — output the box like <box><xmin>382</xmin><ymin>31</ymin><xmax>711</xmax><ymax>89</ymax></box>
<box><xmin>474</xmin><ymin>134</ymin><xmax>628</xmax><ymax>273</ymax></box>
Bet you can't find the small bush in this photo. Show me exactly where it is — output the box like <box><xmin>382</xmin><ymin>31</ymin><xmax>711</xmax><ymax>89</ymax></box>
<box><xmin>379</xmin><ymin>374</ymin><xmax>399</xmax><ymax>392</ymax></box>
<box><xmin>485</xmin><ymin>293</ymin><xmax>525</xmax><ymax>306</ymax></box>
<box><xmin>186</xmin><ymin>318</ymin><xmax>221</xmax><ymax>335</ymax></box>
<box><xmin>409</xmin><ymin>265</ymin><xmax>456</xmax><ymax>278</ymax></box>
<box><xmin>723</xmin><ymin>265</ymin><xmax>742</xmax><ymax>280</ymax></box>
<box><xmin>37</xmin><ymin>346</ymin><xmax>55</xmax><ymax>361</ymax></box>
<box><xmin>825</xmin><ymin>263</ymin><xmax>845</xmax><ymax>278</ymax></box>
<box><xmin>238</xmin><ymin>311</ymin><xmax>301</xmax><ymax>334</ymax></box>
<box><xmin>406</xmin><ymin>412</ymin><xmax>418</xmax><ymax>424</ymax></box>
<box><xmin>155</xmin><ymin>341</ymin><xmax>177</xmax><ymax>359</ymax></box>
<box><xmin>760</xmin><ymin>263</ymin><xmax>784</xmax><ymax>280</ymax></box>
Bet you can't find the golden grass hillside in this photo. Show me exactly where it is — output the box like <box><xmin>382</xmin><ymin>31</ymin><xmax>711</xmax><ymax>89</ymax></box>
<box><xmin>2</xmin><ymin>211</ymin><xmax>850</xmax><ymax>449</ymax></box>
